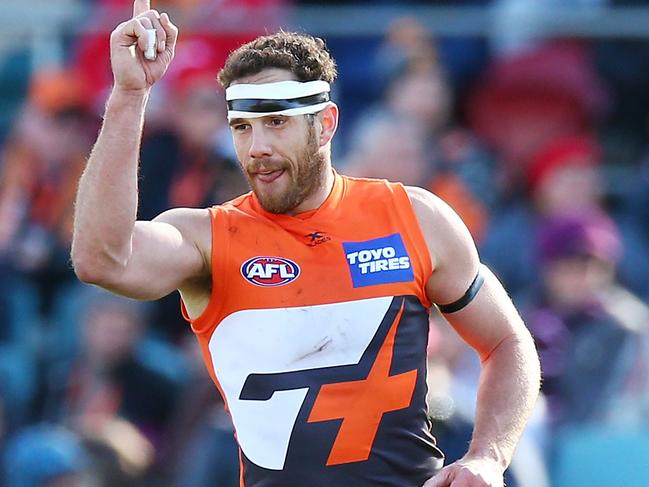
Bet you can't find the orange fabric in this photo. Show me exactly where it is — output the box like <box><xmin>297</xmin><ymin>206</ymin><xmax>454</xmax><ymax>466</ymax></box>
<box><xmin>185</xmin><ymin>173</ymin><xmax>432</xmax><ymax>337</ymax></box>
<box><xmin>307</xmin><ymin>299</ymin><xmax>416</xmax><ymax>465</ymax></box>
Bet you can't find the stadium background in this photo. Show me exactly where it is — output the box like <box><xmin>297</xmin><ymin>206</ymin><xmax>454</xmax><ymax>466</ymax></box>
<box><xmin>1</xmin><ymin>0</ymin><xmax>649</xmax><ymax>485</ymax></box>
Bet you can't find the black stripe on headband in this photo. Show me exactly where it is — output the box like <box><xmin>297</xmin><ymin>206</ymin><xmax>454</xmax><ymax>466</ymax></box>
<box><xmin>227</xmin><ymin>92</ymin><xmax>330</xmax><ymax>113</ymax></box>
<box><xmin>437</xmin><ymin>267</ymin><xmax>485</xmax><ymax>314</ymax></box>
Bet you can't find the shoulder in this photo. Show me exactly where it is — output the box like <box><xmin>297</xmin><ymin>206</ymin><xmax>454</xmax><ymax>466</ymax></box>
<box><xmin>153</xmin><ymin>207</ymin><xmax>213</xmax><ymax>266</ymax></box>
<box><xmin>405</xmin><ymin>186</ymin><xmax>446</xmax><ymax>221</ymax></box>
<box><xmin>404</xmin><ymin>185</ymin><xmax>472</xmax><ymax>254</ymax></box>
<box><xmin>404</xmin><ymin>185</ymin><xmax>480</xmax><ymax>304</ymax></box>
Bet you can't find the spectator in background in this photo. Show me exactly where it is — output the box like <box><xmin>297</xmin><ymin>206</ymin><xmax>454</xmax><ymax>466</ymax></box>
<box><xmin>80</xmin><ymin>417</ymin><xmax>158</xmax><ymax>487</ymax></box>
<box><xmin>347</xmin><ymin>19</ymin><xmax>494</xmax><ymax>241</ymax></box>
<box><xmin>138</xmin><ymin>38</ymin><xmax>248</xmax><ymax>221</ymax></box>
<box><xmin>373</xmin><ymin>16</ymin><xmax>439</xmax><ymax>93</ymax></box>
<box><xmin>525</xmin><ymin>210</ymin><xmax>648</xmax><ymax>430</ymax></box>
<box><xmin>161</xmin><ymin>335</ymin><xmax>239</xmax><ymax>487</ymax></box>
<box><xmin>0</xmin><ymin>69</ymin><xmax>100</xmax><ymax>425</ymax></box>
<box><xmin>0</xmin><ymin>68</ymin><xmax>100</xmax><ymax>324</ymax></box>
<box><xmin>480</xmin><ymin>134</ymin><xmax>649</xmax><ymax>302</ymax></box>
<box><xmin>344</xmin><ymin>114</ymin><xmax>431</xmax><ymax>186</ymax></box>
<box><xmin>43</xmin><ymin>290</ymin><xmax>179</xmax><ymax>482</ymax></box>
<box><xmin>468</xmin><ymin>41</ymin><xmax>609</xmax><ymax>203</ymax></box>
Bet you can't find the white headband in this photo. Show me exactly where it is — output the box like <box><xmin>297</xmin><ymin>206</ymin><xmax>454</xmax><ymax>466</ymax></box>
<box><xmin>225</xmin><ymin>80</ymin><xmax>332</xmax><ymax>120</ymax></box>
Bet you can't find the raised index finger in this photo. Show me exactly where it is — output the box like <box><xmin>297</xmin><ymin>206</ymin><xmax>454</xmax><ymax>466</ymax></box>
<box><xmin>133</xmin><ymin>0</ymin><xmax>151</xmax><ymax>17</ymax></box>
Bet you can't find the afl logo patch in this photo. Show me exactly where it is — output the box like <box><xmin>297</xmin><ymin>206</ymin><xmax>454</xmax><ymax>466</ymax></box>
<box><xmin>241</xmin><ymin>257</ymin><xmax>301</xmax><ymax>287</ymax></box>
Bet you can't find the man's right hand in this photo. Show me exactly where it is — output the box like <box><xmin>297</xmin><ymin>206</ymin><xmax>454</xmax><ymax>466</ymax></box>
<box><xmin>109</xmin><ymin>0</ymin><xmax>178</xmax><ymax>94</ymax></box>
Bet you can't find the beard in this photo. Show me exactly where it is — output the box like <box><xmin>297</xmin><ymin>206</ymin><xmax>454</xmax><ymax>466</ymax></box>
<box><xmin>245</xmin><ymin>124</ymin><xmax>327</xmax><ymax>214</ymax></box>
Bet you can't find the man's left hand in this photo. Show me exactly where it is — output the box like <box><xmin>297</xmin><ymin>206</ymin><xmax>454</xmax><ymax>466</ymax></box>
<box><xmin>422</xmin><ymin>457</ymin><xmax>504</xmax><ymax>487</ymax></box>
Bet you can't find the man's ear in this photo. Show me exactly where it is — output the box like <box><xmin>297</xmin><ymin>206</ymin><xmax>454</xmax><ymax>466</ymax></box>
<box><xmin>317</xmin><ymin>103</ymin><xmax>339</xmax><ymax>147</ymax></box>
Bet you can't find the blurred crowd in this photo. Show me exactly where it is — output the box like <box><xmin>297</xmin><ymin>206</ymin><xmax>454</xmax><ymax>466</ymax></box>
<box><xmin>1</xmin><ymin>1</ymin><xmax>649</xmax><ymax>486</ymax></box>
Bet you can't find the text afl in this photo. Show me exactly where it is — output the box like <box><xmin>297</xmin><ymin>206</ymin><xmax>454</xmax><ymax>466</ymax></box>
<box><xmin>241</xmin><ymin>256</ymin><xmax>301</xmax><ymax>287</ymax></box>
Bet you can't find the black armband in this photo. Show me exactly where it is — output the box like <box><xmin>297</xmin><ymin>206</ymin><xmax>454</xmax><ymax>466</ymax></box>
<box><xmin>436</xmin><ymin>266</ymin><xmax>485</xmax><ymax>314</ymax></box>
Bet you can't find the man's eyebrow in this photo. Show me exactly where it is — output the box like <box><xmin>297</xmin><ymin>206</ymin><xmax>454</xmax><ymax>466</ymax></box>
<box><xmin>228</xmin><ymin>118</ymin><xmax>246</xmax><ymax>126</ymax></box>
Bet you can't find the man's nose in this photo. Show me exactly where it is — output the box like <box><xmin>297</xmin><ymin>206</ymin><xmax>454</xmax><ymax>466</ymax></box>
<box><xmin>249</xmin><ymin>127</ymin><xmax>273</xmax><ymax>159</ymax></box>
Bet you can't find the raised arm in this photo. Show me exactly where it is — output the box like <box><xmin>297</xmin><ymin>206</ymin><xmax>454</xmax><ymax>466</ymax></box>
<box><xmin>406</xmin><ymin>186</ymin><xmax>541</xmax><ymax>487</ymax></box>
<box><xmin>71</xmin><ymin>1</ymin><xmax>209</xmax><ymax>301</ymax></box>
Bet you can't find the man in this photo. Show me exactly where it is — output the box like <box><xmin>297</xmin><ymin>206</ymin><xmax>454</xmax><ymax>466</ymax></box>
<box><xmin>71</xmin><ymin>1</ymin><xmax>541</xmax><ymax>486</ymax></box>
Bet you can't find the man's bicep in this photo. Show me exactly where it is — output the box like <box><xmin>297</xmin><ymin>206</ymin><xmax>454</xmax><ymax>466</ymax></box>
<box><xmin>406</xmin><ymin>186</ymin><xmax>481</xmax><ymax>305</ymax></box>
<box><xmin>437</xmin><ymin>266</ymin><xmax>527</xmax><ymax>361</ymax></box>
<box><xmin>100</xmin><ymin>210</ymin><xmax>209</xmax><ymax>300</ymax></box>
<box><xmin>406</xmin><ymin>186</ymin><xmax>525</xmax><ymax>358</ymax></box>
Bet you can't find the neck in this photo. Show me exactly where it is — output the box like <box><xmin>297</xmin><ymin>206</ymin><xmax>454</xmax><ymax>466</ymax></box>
<box><xmin>287</xmin><ymin>162</ymin><xmax>335</xmax><ymax>215</ymax></box>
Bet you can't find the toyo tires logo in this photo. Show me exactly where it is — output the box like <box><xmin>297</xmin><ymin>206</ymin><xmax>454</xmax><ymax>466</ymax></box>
<box><xmin>342</xmin><ymin>233</ymin><xmax>414</xmax><ymax>288</ymax></box>
<box><xmin>241</xmin><ymin>256</ymin><xmax>301</xmax><ymax>287</ymax></box>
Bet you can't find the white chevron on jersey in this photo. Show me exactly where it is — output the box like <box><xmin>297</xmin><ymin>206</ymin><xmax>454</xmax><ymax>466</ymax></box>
<box><xmin>208</xmin><ymin>296</ymin><xmax>393</xmax><ymax>470</ymax></box>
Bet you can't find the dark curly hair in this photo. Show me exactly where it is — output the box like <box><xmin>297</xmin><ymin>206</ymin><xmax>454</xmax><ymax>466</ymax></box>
<box><xmin>217</xmin><ymin>31</ymin><xmax>338</xmax><ymax>88</ymax></box>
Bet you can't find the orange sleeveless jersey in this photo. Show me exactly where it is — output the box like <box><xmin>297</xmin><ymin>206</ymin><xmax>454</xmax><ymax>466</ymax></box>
<box><xmin>183</xmin><ymin>173</ymin><xmax>444</xmax><ymax>486</ymax></box>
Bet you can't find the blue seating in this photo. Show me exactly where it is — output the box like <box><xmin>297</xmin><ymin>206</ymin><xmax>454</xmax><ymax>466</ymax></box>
<box><xmin>552</xmin><ymin>426</ymin><xmax>649</xmax><ymax>487</ymax></box>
